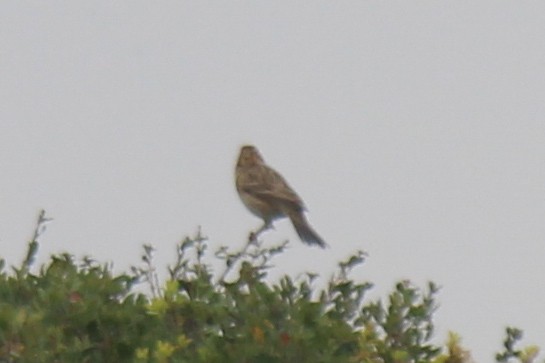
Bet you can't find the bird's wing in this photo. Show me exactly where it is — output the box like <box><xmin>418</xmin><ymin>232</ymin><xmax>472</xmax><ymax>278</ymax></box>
<box><xmin>237</xmin><ymin>165</ymin><xmax>307</xmax><ymax>212</ymax></box>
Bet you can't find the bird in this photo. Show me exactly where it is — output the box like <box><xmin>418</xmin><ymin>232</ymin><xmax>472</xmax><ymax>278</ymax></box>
<box><xmin>235</xmin><ymin>145</ymin><xmax>327</xmax><ymax>248</ymax></box>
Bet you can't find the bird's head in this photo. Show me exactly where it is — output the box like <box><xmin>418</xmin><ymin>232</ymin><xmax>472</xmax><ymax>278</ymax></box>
<box><xmin>237</xmin><ymin>145</ymin><xmax>265</xmax><ymax>167</ymax></box>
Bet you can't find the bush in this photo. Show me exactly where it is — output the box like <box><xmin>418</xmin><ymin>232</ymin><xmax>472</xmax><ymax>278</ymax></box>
<box><xmin>0</xmin><ymin>211</ymin><xmax>539</xmax><ymax>362</ymax></box>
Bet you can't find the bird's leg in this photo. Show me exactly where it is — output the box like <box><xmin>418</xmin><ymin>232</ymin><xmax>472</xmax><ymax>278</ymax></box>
<box><xmin>250</xmin><ymin>220</ymin><xmax>273</xmax><ymax>241</ymax></box>
<box><xmin>256</xmin><ymin>220</ymin><xmax>273</xmax><ymax>234</ymax></box>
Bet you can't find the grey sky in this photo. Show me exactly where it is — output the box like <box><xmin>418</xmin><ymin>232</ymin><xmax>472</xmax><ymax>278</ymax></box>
<box><xmin>1</xmin><ymin>2</ymin><xmax>545</xmax><ymax>361</ymax></box>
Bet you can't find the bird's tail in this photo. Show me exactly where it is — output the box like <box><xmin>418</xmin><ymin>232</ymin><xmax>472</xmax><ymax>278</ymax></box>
<box><xmin>288</xmin><ymin>211</ymin><xmax>327</xmax><ymax>248</ymax></box>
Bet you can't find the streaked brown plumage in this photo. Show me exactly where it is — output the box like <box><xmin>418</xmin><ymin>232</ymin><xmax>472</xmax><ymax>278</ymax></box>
<box><xmin>235</xmin><ymin>145</ymin><xmax>327</xmax><ymax>248</ymax></box>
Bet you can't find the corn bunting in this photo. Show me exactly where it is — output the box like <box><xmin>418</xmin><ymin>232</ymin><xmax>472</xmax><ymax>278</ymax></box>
<box><xmin>235</xmin><ymin>145</ymin><xmax>327</xmax><ymax>248</ymax></box>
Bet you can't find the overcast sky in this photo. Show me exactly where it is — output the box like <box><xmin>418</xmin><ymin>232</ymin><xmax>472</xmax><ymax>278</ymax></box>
<box><xmin>1</xmin><ymin>2</ymin><xmax>545</xmax><ymax>361</ymax></box>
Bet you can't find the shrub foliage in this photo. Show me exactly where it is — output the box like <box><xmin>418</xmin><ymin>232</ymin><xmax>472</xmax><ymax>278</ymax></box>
<box><xmin>0</xmin><ymin>211</ymin><xmax>539</xmax><ymax>362</ymax></box>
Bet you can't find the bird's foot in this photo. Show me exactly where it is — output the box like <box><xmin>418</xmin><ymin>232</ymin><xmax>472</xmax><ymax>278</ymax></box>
<box><xmin>255</xmin><ymin>222</ymin><xmax>273</xmax><ymax>236</ymax></box>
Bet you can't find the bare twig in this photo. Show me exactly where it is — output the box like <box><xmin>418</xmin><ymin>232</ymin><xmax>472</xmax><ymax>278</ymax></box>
<box><xmin>216</xmin><ymin>233</ymin><xmax>258</xmax><ymax>284</ymax></box>
<box><xmin>215</xmin><ymin>231</ymin><xmax>288</xmax><ymax>284</ymax></box>
<box><xmin>131</xmin><ymin>244</ymin><xmax>161</xmax><ymax>298</ymax></box>
<box><xmin>20</xmin><ymin>209</ymin><xmax>53</xmax><ymax>275</ymax></box>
